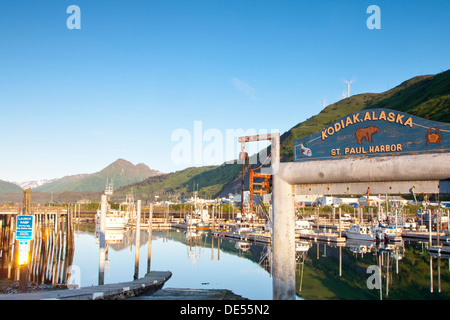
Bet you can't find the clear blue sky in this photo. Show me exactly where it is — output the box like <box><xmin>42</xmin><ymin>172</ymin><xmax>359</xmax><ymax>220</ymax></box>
<box><xmin>1</xmin><ymin>0</ymin><xmax>449</xmax><ymax>181</ymax></box>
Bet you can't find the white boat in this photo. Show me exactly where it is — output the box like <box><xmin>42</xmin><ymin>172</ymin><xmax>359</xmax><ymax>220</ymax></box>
<box><xmin>341</xmin><ymin>213</ymin><xmax>352</xmax><ymax>222</ymax></box>
<box><xmin>235</xmin><ymin>241</ymin><xmax>250</xmax><ymax>251</ymax></box>
<box><xmin>403</xmin><ymin>218</ymin><xmax>417</xmax><ymax>230</ymax></box>
<box><xmin>295</xmin><ymin>220</ymin><xmax>312</xmax><ymax>234</ymax></box>
<box><xmin>184</xmin><ymin>208</ymin><xmax>210</xmax><ymax>230</ymax></box>
<box><xmin>105</xmin><ymin>228</ymin><xmax>125</xmax><ymax>243</ymax></box>
<box><xmin>96</xmin><ymin>209</ymin><xmax>128</xmax><ymax>229</ymax></box>
<box><xmin>344</xmin><ymin>224</ymin><xmax>376</xmax><ymax>242</ymax></box>
<box><xmin>375</xmin><ymin>223</ymin><xmax>402</xmax><ymax>242</ymax></box>
<box><xmin>185</xmin><ymin>191</ymin><xmax>210</xmax><ymax>230</ymax></box>
<box><xmin>96</xmin><ymin>179</ymin><xmax>130</xmax><ymax>230</ymax></box>
<box><xmin>295</xmin><ymin>241</ymin><xmax>311</xmax><ymax>252</ymax></box>
<box><xmin>230</xmin><ymin>222</ymin><xmax>253</xmax><ymax>235</ymax></box>
<box><xmin>375</xmin><ymin>225</ymin><xmax>396</xmax><ymax>241</ymax></box>
<box><xmin>185</xmin><ymin>214</ymin><xmax>200</xmax><ymax>225</ymax></box>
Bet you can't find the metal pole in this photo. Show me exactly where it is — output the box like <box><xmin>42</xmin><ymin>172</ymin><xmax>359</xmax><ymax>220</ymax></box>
<box><xmin>428</xmin><ymin>209</ymin><xmax>432</xmax><ymax>246</ymax></box>
<box><xmin>272</xmin><ymin>173</ymin><xmax>296</xmax><ymax>300</ymax></box>
<box><xmin>270</xmin><ymin>134</ymin><xmax>296</xmax><ymax>300</ymax></box>
<box><xmin>238</xmin><ymin>133</ymin><xmax>294</xmax><ymax>299</ymax></box>
<box><xmin>437</xmin><ymin>209</ymin><xmax>440</xmax><ymax>247</ymax></box>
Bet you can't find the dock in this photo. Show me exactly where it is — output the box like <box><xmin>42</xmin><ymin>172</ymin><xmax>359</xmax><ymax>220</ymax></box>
<box><xmin>212</xmin><ymin>230</ymin><xmax>271</xmax><ymax>244</ymax></box>
<box><xmin>296</xmin><ymin>231</ymin><xmax>346</xmax><ymax>244</ymax></box>
<box><xmin>429</xmin><ymin>245</ymin><xmax>450</xmax><ymax>256</ymax></box>
<box><xmin>129</xmin><ymin>288</ymin><xmax>248</xmax><ymax>300</ymax></box>
<box><xmin>170</xmin><ymin>222</ymin><xmax>197</xmax><ymax>231</ymax></box>
<box><xmin>0</xmin><ymin>271</ymin><xmax>172</xmax><ymax>300</ymax></box>
<box><xmin>402</xmin><ymin>230</ymin><xmax>449</xmax><ymax>242</ymax></box>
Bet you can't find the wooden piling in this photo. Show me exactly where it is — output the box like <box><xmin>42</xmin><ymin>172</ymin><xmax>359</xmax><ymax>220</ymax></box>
<box><xmin>147</xmin><ymin>203</ymin><xmax>153</xmax><ymax>274</ymax></box>
<box><xmin>134</xmin><ymin>200</ymin><xmax>141</xmax><ymax>280</ymax></box>
<box><xmin>98</xmin><ymin>195</ymin><xmax>107</xmax><ymax>285</ymax></box>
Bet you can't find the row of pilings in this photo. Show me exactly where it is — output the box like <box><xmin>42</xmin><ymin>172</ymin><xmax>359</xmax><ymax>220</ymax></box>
<box><xmin>0</xmin><ymin>204</ymin><xmax>75</xmax><ymax>288</ymax></box>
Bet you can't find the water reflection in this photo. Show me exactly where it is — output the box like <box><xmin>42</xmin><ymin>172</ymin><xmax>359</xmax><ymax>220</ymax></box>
<box><xmin>2</xmin><ymin>219</ymin><xmax>450</xmax><ymax>300</ymax></box>
<box><xmin>295</xmin><ymin>239</ymin><xmax>450</xmax><ymax>300</ymax></box>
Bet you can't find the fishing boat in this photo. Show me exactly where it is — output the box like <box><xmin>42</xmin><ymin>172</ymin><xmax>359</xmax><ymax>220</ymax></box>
<box><xmin>195</xmin><ymin>208</ymin><xmax>211</xmax><ymax>230</ymax></box>
<box><xmin>403</xmin><ymin>218</ymin><xmax>417</xmax><ymax>230</ymax></box>
<box><xmin>184</xmin><ymin>207</ymin><xmax>210</xmax><ymax>230</ymax></box>
<box><xmin>235</xmin><ymin>241</ymin><xmax>251</xmax><ymax>251</ymax></box>
<box><xmin>185</xmin><ymin>214</ymin><xmax>200</xmax><ymax>226</ymax></box>
<box><xmin>344</xmin><ymin>224</ymin><xmax>376</xmax><ymax>242</ymax></box>
<box><xmin>230</xmin><ymin>222</ymin><xmax>253</xmax><ymax>235</ymax></box>
<box><xmin>96</xmin><ymin>208</ymin><xmax>129</xmax><ymax>230</ymax></box>
<box><xmin>295</xmin><ymin>220</ymin><xmax>312</xmax><ymax>234</ymax></box>
<box><xmin>105</xmin><ymin>228</ymin><xmax>126</xmax><ymax>243</ymax></box>
<box><xmin>95</xmin><ymin>180</ymin><xmax>129</xmax><ymax>230</ymax></box>
<box><xmin>295</xmin><ymin>241</ymin><xmax>311</xmax><ymax>252</ymax></box>
<box><xmin>186</xmin><ymin>217</ymin><xmax>211</xmax><ymax>230</ymax></box>
<box><xmin>375</xmin><ymin>224</ymin><xmax>401</xmax><ymax>242</ymax></box>
<box><xmin>375</xmin><ymin>222</ymin><xmax>403</xmax><ymax>242</ymax></box>
<box><xmin>184</xmin><ymin>191</ymin><xmax>211</xmax><ymax>230</ymax></box>
<box><xmin>376</xmin><ymin>210</ymin><xmax>403</xmax><ymax>242</ymax></box>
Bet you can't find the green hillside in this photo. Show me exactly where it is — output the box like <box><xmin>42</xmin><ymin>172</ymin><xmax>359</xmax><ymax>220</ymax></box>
<box><xmin>116</xmin><ymin>163</ymin><xmax>241</xmax><ymax>200</ymax></box>
<box><xmin>119</xmin><ymin>70</ymin><xmax>450</xmax><ymax>199</ymax></box>
<box><xmin>0</xmin><ymin>179</ymin><xmax>23</xmax><ymax>195</ymax></box>
<box><xmin>34</xmin><ymin>159</ymin><xmax>161</xmax><ymax>193</ymax></box>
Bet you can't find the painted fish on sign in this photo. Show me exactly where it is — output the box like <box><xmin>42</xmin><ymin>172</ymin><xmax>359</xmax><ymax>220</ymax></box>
<box><xmin>293</xmin><ymin>109</ymin><xmax>450</xmax><ymax>162</ymax></box>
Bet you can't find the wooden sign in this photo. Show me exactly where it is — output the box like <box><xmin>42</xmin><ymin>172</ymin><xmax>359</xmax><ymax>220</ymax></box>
<box><xmin>294</xmin><ymin>109</ymin><xmax>450</xmax><ymax>162</ymax></box>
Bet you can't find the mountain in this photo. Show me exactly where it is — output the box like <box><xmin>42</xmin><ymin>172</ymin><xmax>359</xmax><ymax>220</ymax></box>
<box><xmin>115</xmin><ymin>164</ymin><xmax>241</xmax><ymax>200</ymax></box>
<box><xmin>12</xmin><ymin>178</ymin><xmax>59</xmax><ymax>190</ymax></box>
<box><xmin>0</xmin><ymin>179</ymin><xmax>23</xmax><ymax>195</ymax></box>
<box><xmin>34</xmin><ymin>159</ymin><xmax>162</xmax><ymax>193</ymax></box>
<box><xmin>118</xmin><ymin>69</ymin><xmax>450</xmax><ymax>199</ymax></box>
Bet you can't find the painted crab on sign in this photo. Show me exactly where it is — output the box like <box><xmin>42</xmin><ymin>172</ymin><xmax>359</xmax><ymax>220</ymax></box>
<box><xmin>425</xmin><ymin>127</ymin><xmax>443</xmax><ymax>147</ymax></box>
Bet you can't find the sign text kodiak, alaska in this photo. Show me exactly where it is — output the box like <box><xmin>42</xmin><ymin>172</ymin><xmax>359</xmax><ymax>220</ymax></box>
<box><xmin>294</xmin><ymin>109</ymin><xmax>449</xmax><ymax>161</ymax></box>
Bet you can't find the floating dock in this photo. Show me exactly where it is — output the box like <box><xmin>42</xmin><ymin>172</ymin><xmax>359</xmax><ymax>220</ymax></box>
<box><xmin>212</xmin><ymin>230</ymin><xmax>271</xmax><ymax>244</ymax></box>
<box><xmin>402</xmin><ymin>230</ymin><xmax>449</xmax><ymax>242</ymax></box>
<box><xmin>429</xmin><ymin>245</ymin><xmax>450</xmax><ymax>256</ymax></box>
<box><xmin>129</xmin><ymin>288</ymin><xmax>248</xmax><ymax>300</ymax></box>
<box><xmin>296</xmin><ymin>231</ymin><xmax>346</xmax><ymax>243</ymax></box>
<box><xmin>0</xmin><ymin>271</ymin><xmax>172</xmax><ymax>300</ymax></box>
<box><xmin>170</xmin><ymin>222</ymin><xmax>198</xmax><ymax>231</ymax></box>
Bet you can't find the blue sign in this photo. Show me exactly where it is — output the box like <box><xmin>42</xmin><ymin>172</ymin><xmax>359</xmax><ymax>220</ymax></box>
<box><xmin>16</xmin><ymin>215</ymin><xmax>34</xmax><ymax>241</ymax></box>
<box><xmin>294</xmin><ymin>109</ymin><xmax>450</xmax><ymax>162</ymax></box>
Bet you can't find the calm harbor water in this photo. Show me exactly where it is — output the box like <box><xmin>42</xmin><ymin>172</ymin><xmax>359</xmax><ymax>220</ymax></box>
<box><xmin>70</xmin><ymin>223</ymin><xmax>450</xmax><ymax>300</ymax></box>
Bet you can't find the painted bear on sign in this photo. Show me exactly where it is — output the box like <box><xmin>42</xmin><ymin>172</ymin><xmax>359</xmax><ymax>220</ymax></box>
<box><xmin>355</xmin><ymin>126</ymin><xmax>380</xmax><ymax>144</ymax></box>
